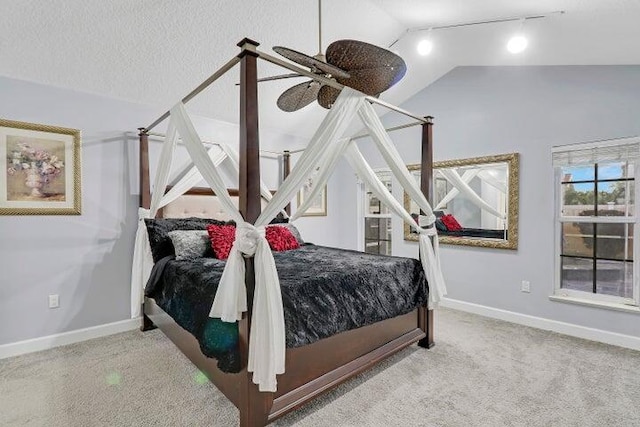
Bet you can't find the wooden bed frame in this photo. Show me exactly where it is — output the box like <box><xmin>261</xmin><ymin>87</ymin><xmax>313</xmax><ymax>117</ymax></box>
<box><xmin>138</xmin><ymin>38</ymin><xmax>436</xmax><ymax>427</ymax></box>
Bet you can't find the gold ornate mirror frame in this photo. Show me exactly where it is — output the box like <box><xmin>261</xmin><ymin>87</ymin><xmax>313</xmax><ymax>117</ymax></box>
<box><xmin>404</xmin><ymin>153</ymin><xmax>520</xmax><ymax>250</ymax></box>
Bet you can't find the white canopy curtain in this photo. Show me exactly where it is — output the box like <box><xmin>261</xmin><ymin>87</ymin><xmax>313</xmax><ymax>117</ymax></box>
<box><xmin>434</xmin><ymin>169</ymin><xmax>480</xmax><ymax>211</ymax></box>
<box><xmin>438</xmin><ymin>168</ymin><xmax>506</xmax><ymax>219</ymax></box>
<box><xmin>130</xmin><ymin>135</ymin><xmax>276</xmax><ymax>320</ymax></box>
<box><xmin>477</xmin><ymin>169</ymin><xmax>507</xmax><ymax>194</ymax></box>
<box><xmin>286</xmin><ymin>100</ymin><xmax>447</xmax><ymax>306</ymax></box>
<box><xmin>163</xmin><ymin>141</ymin><xmax>275</xmax><ymax>206</ymax></box>
<box><xmin>343</xmin><ymin>144</ymin><xmax>446</xmax><ymax>307</ymax></box>
<box><xmin>133</xmin><ymin>87</ymin><xmax>445</xmax><ymax>392</ymax></box>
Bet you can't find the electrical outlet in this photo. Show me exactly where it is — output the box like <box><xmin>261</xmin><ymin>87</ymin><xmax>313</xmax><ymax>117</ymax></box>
<box><xmin>48</xmin><ymin>294</ymin><xmax>60</xmax><ymax>309</ymax></box>
<box><xmin>521</xmin><ymin>280</ymin><xmax>531</xmax><ymax>293</ymax></box>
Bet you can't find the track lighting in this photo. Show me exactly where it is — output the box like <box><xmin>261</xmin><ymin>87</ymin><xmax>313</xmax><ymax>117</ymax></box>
<box><xmin>506</xmin><ymin>35</ymin><xmax>528</xmax><ymax>54</ymax></box>
<box><xmin>416</xmin><ymin>29</ymin><xmax>433</xmax><ymax>56</ymax></box>
<box><xmin>506</xmin><ymin>18</ymin><xmax>528</xmax><ymax>54</ymax></box>
<box><xmin>387</xmin><ymin>11</ymin><xmax>564</xmax><ymax>56</ymax></box>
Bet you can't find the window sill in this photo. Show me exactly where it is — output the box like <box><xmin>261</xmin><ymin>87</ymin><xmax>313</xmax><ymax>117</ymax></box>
<box><xmin>549</xmin><ymin>295</ymin><xmax>640</xmax><ymax>314</ymax></box>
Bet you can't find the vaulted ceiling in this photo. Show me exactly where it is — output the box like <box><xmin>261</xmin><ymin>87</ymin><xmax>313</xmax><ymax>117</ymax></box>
<box><xmin>1</xmin><ymin>0</ymin><xmax>639</xmax><ymax>137</ymax></box>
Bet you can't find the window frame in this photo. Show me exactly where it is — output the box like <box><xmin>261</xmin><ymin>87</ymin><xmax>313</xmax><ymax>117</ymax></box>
<box><xmin>552</xmin><ymin>139</ymin><xmax>640</xmax><ymax>308</ymax></box>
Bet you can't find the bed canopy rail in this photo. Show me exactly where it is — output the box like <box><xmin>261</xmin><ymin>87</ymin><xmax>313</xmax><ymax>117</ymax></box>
<box><xmin>138</xmin><ymin>130</ymin><xmax>281</xmax><ymax>158</ymax></box>
<box><xmin>144</xmin><ymin>55</ymin><xmax>242</xmax><ymax>133</ymax></box>
<box><xmin>138</xmin><ymin>37</ymin><xmax>437</xmax><ymax>426</ymax></box>
<box><xmin>143</xmin><ymin>39</ymin><xmax>429</xmax><ymax>134</ymax></box>
<box><xmin>349</xmin><ymin>118</ymin><xmax>430</xmax><ymax>142</ymax></box>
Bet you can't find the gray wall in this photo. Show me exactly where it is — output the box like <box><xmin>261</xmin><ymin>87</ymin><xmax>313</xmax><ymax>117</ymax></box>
<box><xmin>0</xmin><ymin>76</ymin><xmax>314</xmax><ymax>345</ymax></box>
<box><xmin>290</xmin><ymin>158</ymin><xmax>357</xmax><ymax>247</ymax></box>
<box><xmin>4</xmin><ymin>65</ymin><xmax>639</xmax><ymax>346</ymax></box>
<box><xmin>356</xmin><ymin>65</ymin><xmax>640</xmax><ymax>338</ymax></box>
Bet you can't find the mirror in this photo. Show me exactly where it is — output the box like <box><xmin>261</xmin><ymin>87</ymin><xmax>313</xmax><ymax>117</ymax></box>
<box><xmin>404</xmin><ymin>153</ymin><xmax>520</xmax><ymax>249</ymax></box>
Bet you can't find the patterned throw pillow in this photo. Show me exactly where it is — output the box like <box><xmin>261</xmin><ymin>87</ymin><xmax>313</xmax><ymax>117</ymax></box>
<box><xmin>441</xmin><ymin>214</ymin><xmax>463</xmax><ymax>231</ymax></box>
<box><xmin>207</xmin><ymin>224</ymin><xmax>237</xmax><ymax>260</ymax></box>
<box><xmin>206</xmin><ymin>224</ymin><xmax>301</xmax><ymax>259</ymax></box>
<box><xmin>277</xmin><ymin>223</ymin><xmax>304</xmax><ymax>245</ymax></box>
<box><xmin>265</xmin><ymin>226</ymin><xmax>300</xmax><ymax>251</ymax></box>
<box><xmin>167</xmin><ymin>230</ymin><xmax>211</xmax><ymax>261</ymax></box>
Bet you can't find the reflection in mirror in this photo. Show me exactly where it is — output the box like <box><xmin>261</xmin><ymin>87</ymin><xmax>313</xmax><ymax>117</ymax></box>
<box><xmin>404</xmin><ymin>153</ymin><xmax>519</xmax><ymax>249</ymax></box>
<box><xmin>364</xmin><ymin>171</ymin><xmax>393</xmax><ymax>255</ymax></box>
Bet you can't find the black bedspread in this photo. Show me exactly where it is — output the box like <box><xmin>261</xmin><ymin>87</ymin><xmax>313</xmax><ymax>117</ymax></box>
<box><xmin>146</xmin><ymin>245</ymin><xmax>428</xmax><ymax>373</ymax></box>
<box><xmin>440</xmin><ymin>228</ymin><xmax>507</xmax><ymax>239</ymax></box>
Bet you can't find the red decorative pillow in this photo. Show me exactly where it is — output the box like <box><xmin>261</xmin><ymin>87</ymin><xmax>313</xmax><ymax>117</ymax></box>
<box><xmin>265</xmin><ymin>225</ymin><xmax>300</xmax><ymax>252</ymax></box>
<box><xmin>441</xmin><ymin>214</ymin><xmax>463</xmax><ymax>231</ymax></box>
<box><xmin>207</xmin><ymin>224</ymin><xmax>236</xmax><ymax>260</ymax></box>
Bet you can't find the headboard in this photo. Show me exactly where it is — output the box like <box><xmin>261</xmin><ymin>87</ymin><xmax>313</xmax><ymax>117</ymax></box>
<box><xmin>159</xmin><ymin>188</ymin><xmax>267</xmax><ymax>220</ymax></box>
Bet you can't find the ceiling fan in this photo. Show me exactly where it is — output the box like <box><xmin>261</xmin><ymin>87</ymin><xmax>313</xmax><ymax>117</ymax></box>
<box><xmin>266</xmin><ymin>0</ymin><xmax>407</xmax><ymax>112</ymax></box>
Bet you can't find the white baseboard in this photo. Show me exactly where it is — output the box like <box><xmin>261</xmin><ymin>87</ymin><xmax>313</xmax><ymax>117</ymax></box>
<box><xmin>0</xmin><ymin>318</ymin><xmax>141</xmax><ymax>360</ymax></box>
<box><xmin>440</xmin><ymin>298</ymin><xmax>640</xmax><ymax>351</ymax></box>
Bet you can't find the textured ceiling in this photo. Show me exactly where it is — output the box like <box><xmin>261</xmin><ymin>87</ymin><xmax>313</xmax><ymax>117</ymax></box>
<box><xmin>1</xmin><ymin>0</ymin><xmax>640</xmax><ymax>138</ymax></box>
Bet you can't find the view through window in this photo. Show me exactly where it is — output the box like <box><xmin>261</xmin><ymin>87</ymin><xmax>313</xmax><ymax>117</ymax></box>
<box><xmin>553</xmin><ymin>140</ymin><xmax>639</xmax><ymax>305</ymax></box>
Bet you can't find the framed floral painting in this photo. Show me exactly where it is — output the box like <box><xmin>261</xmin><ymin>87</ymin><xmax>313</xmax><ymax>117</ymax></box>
<box><xmin>297</xmin><ymin>171</ymin><xmax>327</xmax><ymax>217</ymax></box>
<box><xmin>0</xmin><ymin>118</ymin><xmax>81</xmax><ymax>215</ymax></box>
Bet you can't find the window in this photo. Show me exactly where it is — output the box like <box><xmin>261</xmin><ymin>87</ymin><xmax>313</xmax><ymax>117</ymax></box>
<box><xmin>361</xmin><ymin>171</ymin><xmax>392</xmax><ymax>255</ymax></box>
<box><xmin>552</xmin><ymin>138</ymin><xmax>640</xmax><ymax>308</ymax></box>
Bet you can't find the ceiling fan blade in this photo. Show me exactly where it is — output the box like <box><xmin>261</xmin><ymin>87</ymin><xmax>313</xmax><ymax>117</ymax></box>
<box><xmin>317</xmin><ymin>85</ymin><xmax>341</xmax><ymax>109</ymax></box>
<box><xmin>277</xmin><ymin>80</ymin><xmax>322</xmax><ymax>112</ymax></box>
<box><xmin>336</xmin><ymin>68</ymin><xmax>404</xmax><ymax>96</ymax></box>
<box><xmin>273</xmin><ymin>46</ymin><xmax>350</xmax><ymax>79</ymax></box>
<box><xmin>326</xmin><ymin>40</ymin><xmax>407</xmax><ymax>95</ymax></box>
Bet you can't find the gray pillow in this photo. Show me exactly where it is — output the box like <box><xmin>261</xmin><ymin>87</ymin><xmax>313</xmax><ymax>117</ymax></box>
<box><xmin>167</xmin><ymin>230</ymin><xmax>211</xmax><ymax>261</ymax></box>
<box><xmin>145</xmin><ymin>217</ymin><xmax>224</xmax><ymax>262</ymax></box>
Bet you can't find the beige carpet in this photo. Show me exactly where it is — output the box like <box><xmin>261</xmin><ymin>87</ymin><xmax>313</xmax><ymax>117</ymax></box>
<box><xmin>1</xmin><ymin>308</ymin><xmax>639</xmax><ymax>427</ymax></box>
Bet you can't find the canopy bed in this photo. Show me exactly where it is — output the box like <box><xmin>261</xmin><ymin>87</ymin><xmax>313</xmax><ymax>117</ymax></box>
<box><xmin>133</xmin><ymin>38</ymin><xmax>445</xmax><ymax>426</ymax></box>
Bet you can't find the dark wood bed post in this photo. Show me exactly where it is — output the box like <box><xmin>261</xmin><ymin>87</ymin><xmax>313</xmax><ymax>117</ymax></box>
<box><xmin>138</xmin><ymin>128</ymin><xmax>156</xmax><ymax>332</ymax></box>
<box><xmin>237</xmin><ymin>38</ymin><xmax>274</xmax><ymax>427</ymax></box>
<box><xmin>418</xmin><ymin>116</ymin><xmax>435</xmax><ymax>349</ymax></box>
<box><xmin>138</xmin><ymin>129</ymin><xmax>151</xmax><ymax>210</ymax></box>
<box><xmin>283</xmin><ymin>150</ymin><xmax>291</xmax><ymax>215</ymax></box>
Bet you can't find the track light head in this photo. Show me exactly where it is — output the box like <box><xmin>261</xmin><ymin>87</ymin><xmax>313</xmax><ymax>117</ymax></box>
<box><xmin>507</xmin><ymin>18</ymin><xmax>528</xmax><ymax>54</ymax></box>
<box><xmin>416</xmin><ymin>28</ymin><xmax>433</xmax><ymax>56</ymax></box>
<box><xmin>417</xmin><ymin>39</ymin><xmax>433</xmax><ymax>56</ymax></box>
<box><xmin>507</xmin><ymin>35</ymin><xmax>528</xmax><ymax>53</ymax></box>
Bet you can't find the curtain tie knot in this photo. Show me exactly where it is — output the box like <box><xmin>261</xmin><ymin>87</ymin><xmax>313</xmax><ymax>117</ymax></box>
<box><xmin>419</xmin><ymin>227</ymin><xmax>438</xmax><ymax>237</ymax></box>
<box><xmin>418</xmin><ymin>214</ymin><xmax>435</xmax><ymax>227</ymax></box>
<box><xmin>235</xmin><ymin>222</ymin><xmax>266</xmax><ymax>257</ymax></box>
<box><xmin>138</xmin><ymin>208</ymin><xmax>150</xmax><ymax>221</ymax></box>
<box><xmin>416</xmin><ymin>214</ymin><xmax>437</xmax><ymax>235</ymax></box>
